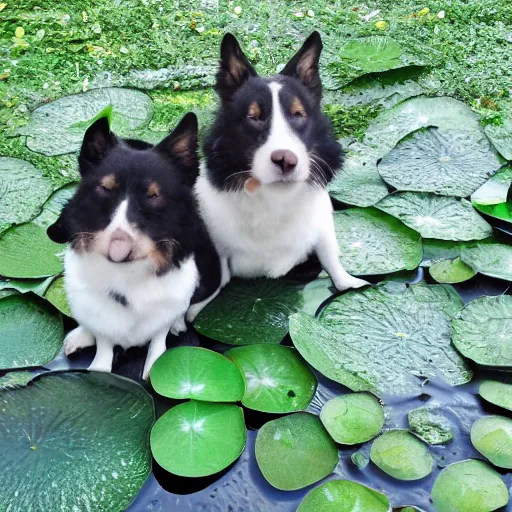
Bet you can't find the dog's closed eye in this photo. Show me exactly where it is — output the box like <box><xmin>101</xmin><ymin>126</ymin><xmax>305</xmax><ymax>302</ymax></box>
<box><xmin>147</xmin><ymin>182</ymin><xmax>161</xmax><ymax>200</ymax></box>
<box><xmin>290</xmin><ymin>97</ymin><xmax>307</xmax><ymax>117</ymax></box>
<box><xmin>248</xmin><ymin>101</ymin><xmax>262</xmax><ymax>121</ymax></box>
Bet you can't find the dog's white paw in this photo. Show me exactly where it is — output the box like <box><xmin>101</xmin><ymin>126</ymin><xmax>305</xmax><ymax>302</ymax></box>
<box><xmin>64</xmin><ymin>327</ymin><xmax>95</xmax><ymax>356</ymax></box>
<box><xmin>334</xmin><ymin>276</ymin><xmax>370</xmax><ymax>292</ymax></box>
<box><xmin>170</xmin><ymin>316</ymin><xmax>187</xmax><ymax>336</ymax></box>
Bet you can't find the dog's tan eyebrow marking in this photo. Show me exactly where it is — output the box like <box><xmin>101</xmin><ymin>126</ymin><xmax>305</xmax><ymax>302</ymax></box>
<box><xmin>147</xmin><ymin>181</ymin><xmax>161</xmax><ymax>197</ymax></box>
<box><xmin>100</xmin><ymin>174</ymin><xmax>117</xmax><ymax>190</ymax></box>
<box><xmin>290</xmin><ymin>97</ymin><xmax>307</xmax><ymax>117</ymax></box>
<box><xmin>248</xmin><ymin>101</ymin><xmax>261</xmax><ymax>119</ymax></box>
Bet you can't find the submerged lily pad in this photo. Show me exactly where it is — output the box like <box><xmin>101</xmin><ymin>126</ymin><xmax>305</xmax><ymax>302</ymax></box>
<box><xmin>408</xmin><ymin>406</ymin><xmax>454</xmax><ymax>445</ymax></box>
<box><xmin>471</xmin><ymin>415</ymin><xmax>512</xmax><ymax>468</ymax></box>
<box><xmin>0</xmin><ymin>372</ymin><xmax>154</xmax><ymax>511</ymax></box>
<box><xmin>44</xmin><ymin>277</ymin><xmax>71</xmax><ymax>316</ymax></box>
<box><xmin>460</xmin><ymin>243</ymin><xmax>512</xmax><ymax>280</ymax></box>
<box><xmin>225</xmin><ymin>345</ymin><xmax>316</xmax><ymax>413</ymax></box>
<box><xmin>151</xmin><ymin>401</ymin><xmax>246</xmax><ymax>477</ymax></box>
<box><xmin>150</xmin><ymin>347</ymin><xmax>244</xmax><ymax>402</ymax></box>
<box><xmin>334</xmin><ymin>208</ymin><xmax>422</xmax><ymax>276</ymax></box>
<box><xmin>290</xmin><ymin>282</ymin><xmax>470</xmax><ymax>396</ymax></box>
<box><xmin>339</xmin><ymin>37</ymin><xmax>403</xmax><ymax>73</ymax></box>
<box><xmin>452</xmin><ymin>295</ymin><xmax>512</xmax><ymax>367</ymax></box>
<box><xmin>19</xmin><ymin>88</ymin><xmax>153</xmax><ymax>156</ymax></box>
<box><xmin>370</xmin><ymin>430</ymin><xmax>434</xmax><ymax>480</ymax></box>
<box><xmin>431</xmin><ymin>459</ymin><xmax>509</xmax><ymax>512</ymax></box>
<box><xmin>297</xmin><ymin>480</ymin><xmax>391</xmax><ymax>512</ymax></box>
<box><xmin>429</xmin><ymin>258</ymin><xmax>476</xmax><ymax>284</ymax></box>
<box><xmin>0</xmin><ymin>371</ymin><xmax>34</xmax><ymax>390</ymax></box>
<box><xmin>0</xmin><ymin>295</ymin><xmax>63</xmax><ymax>370</ymax></box>
<box><xmin>479</xmin><ymin>380</ymin><xmax>512</xmax><ymax>411</ymax></box>
<box><xmin>485</xmin><ymin>118</ymin><xmax>512</xmax><ymax>160</ymax></box>
<box><xmin>376</xmin><ymin>193</ymin><xmax>492</xmax><ymax>240</ymax></box>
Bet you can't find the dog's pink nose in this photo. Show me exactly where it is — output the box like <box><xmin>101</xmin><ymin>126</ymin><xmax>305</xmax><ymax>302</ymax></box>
<box><xmin>108</xmin><ymin>228</ymin><xmax>133</xmax><ymax>262</ymax></box>
<box><xmin>271</xmin><ymin>149</ymin><xmax>298</xmax><ymax>174</ymax></box>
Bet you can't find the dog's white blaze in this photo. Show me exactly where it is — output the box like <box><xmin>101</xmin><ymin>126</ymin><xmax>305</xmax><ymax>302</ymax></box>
<box><xmin>106</xmin><ymin>199</ymin><xmax>134</xmax><ymax>236</ymax></box>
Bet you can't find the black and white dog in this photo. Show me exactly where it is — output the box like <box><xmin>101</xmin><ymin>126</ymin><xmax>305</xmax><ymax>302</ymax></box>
<box><xmin>48</xmin><ymin>113</ymin><xmax>221</xmax><ymax>379</ymax></box>
<box><xmin>195</xmin><ymin>32</ymin><xmax>368</xmax><ymax>291</ymax></box>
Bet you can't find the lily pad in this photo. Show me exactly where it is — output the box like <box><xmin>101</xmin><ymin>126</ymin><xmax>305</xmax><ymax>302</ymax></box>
<box><xmin>0</xmin><ymin>276</ymin><xmax>55</xmax><ymax>296</ymax></box>
<box><xmin>0</xmin><ymin>372</ymin><xmax>154</xmax><ymax>511</ymax></box>
<box><xmin>194</xmin><ymin>277</ymin><xmax>333</xmax><ymax>345</ymax></box>
<box><xmin>320</xmin><ymin>393</ymin><xmax>384</xmax><ymax>445</ymax></box>
<box><xmin>460</xmin><ymin>243</ymin><xmax>512</xmax><ymax>280</ymax></box>
<box><xmin>150</xmin><ymin>347</ymin><xmax>244</xmax><ymax>402</ymax></box>
<box><xmin>150</xmin><ymin>401</ymin><xmax>246</xmax><ymax>477</ymax></box>
<box><xmin>225</xmin><ymin>345</ymin><xmax>316</xmax><ymax>413</ymax></box>
<box><xmin>33</xmin><ymin>184</ymin><xmax>77</xmax><ymax>229</ymax></box>
<box><xmin>452</xmin><ymin>295</ymin><xmax>512</xmax><ymax>367</ymax></box>
<box><xmin>255</xmin><ymin>412</ymin><xmax>338</xmax><ymax>490</ymax></box>
<box><xmin>376</xmin><ymin>193</ymin><xmax>492</xmax><ymax>241</ymax></box>
<box><xmin>370</xmin><ymin>430</ymin><xmax>434</xmax><ymax>480</ymax></box>
<box><xmin>479</xmin><ymin>380</ymin><xmax>512</xmax><ymax>411</ymax></box>
<box><xmin>0</xmin><ymin>294</ymin><xmax>63</xmax><ymax>370</ymax></box>
<box><xmin>471</xmin><ymin>169</ymin><xmax>512</xmax><ymax>205</ymax></box>
<box><xmin>408</xmin><ymin>406</ymin><xmax>454</xmax><ymax>445</ymax></box>
<box><xmin>0</xmin><ymin>157</ymin><xmax>53</xmax><ymax>234</ymax></box>
<box><xmin>290</xmin><ymin>282</ymin><xmax>471</xmax><ymax>396</ymax></box>
<box><xmin>485</xmin><ymin>118</ymin><xmax>512</xmax><ymax>160</ymax></box>
<box><xmin>44</xmin><ymin>277</ymin><xmax>72</xmax><ymax>316</ymax></box>
<box><xmin>431</xmin><ymin>459</ymin><xmax>509</xmax><ymax>512</ymax></box>
<box><xmin>0</xmin><ymin>371</ymin><xmax>34</xmax><ymax>390</ymax></box>
<box><xmin>297</xmin><ymin>480</ymin><xmax>391</xmax><ymax>512</ymax></box>
<box><xmin>334</xmin><ymin>208</ymin><xmax>422</xmax><ymax>276</ymax></box>
<box><xmin>473</xmin><ymin>202</ymin><xmax>512</xmax><ymax>224</ymax></box>
<box><xmin>471</xmin><ymin>415</ymin><xmax>512</xmax><ymax>469</ymax></box>
<box><xmin>19</xmin><ymin>88</ymin><xmax>153</xmax><ymax>156</ymax></box>
<box><xmin>429</xmin><ymin>258</ymin><xmax>476</xmax><ymax>284</ymax></box>
<box><xmin>339</xmin><ymin>37</ymin><xmax>403</xmax><ymax>73</ymax></box>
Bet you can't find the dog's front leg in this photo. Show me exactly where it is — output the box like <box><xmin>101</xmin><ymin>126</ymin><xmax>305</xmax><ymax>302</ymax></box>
<box><xmin>88</xmin><ymin>338</ymin><xmax>114</xmax><ymax>373</ymax></box>
<box><xmin>142</xmin><ymin>327</ymin><xmax>169</xmax><ymax>380</ymax></box>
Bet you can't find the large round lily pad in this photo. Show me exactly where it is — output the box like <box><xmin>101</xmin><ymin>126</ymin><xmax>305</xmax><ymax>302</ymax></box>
<box><xmin>339</xmin><ymin>36</ymin><xmax>403</xmax><ymax>73</ymax></box>
<box><xmin>0</xmin><ymin>294</ymin><xmax>63</xmax><ymax>370</ymax></box>
<box><xmin>255</xmin><ymin>412</ymin><xmax>338</xmax><ymax>490</ymax></box>
<box><xmin>320</xmin><ymin>393</ymin><xmax>384</xmax><ymax>445</ymax></box>
<box><xmin>290</xmin><ymin>282</ymin><xmax>471</xmax><ymax>396</ymax></box>
<box><xmin>297</xmin><ymin>480</ymin><xmax>391</xmax><ymax>512</ymax></box>
<box><xmin>460</xmin><ymin>243</ymin><xmax>512</xmax><ymax>281</ymax></box>
<box><xmin>479</xmin><ymin>380</ymin><xmax>512</xmax><ymax>412</ymax></box>
<box><xmin>431</xmin><ymin>459</ymin><xmax>509</xmax><ymax>512</ymax></box>
<box><xmin>370</xmin><ymin>430</ymin><xmax>433</xmax><ymax>480</ymax></box>
<box><xmin>19</xmin><ymin>88</ymin><xmax>153</xmax><ymax>156</ymax></box>
<box><xmin>334</xmin><ymin>208</ymin><xmax>422</xmax><ymax>276</ymax></box>
<box><xmin>225</xmin><ymin>345</ymin><xmax>316</xmax><ymax>413</ymax></box>
<box><xmin>150</xmin><ymin>347</ymin><xmax>244</xmax><ymax>402</ymax></box>
<box><xmin>429</xmin><ymin>258</ymin><xmax>476</xmax><ymax>284</ymax></box>
<box><xmin>452</xmin><ymin>295</ymin><xmax>512</xmax><ymax>367</ymax></box>
<box><xmin>471</xmin><ymin>415</ymin><xmax>512</xmax><ymax>469</ymax></box>
<box><xmin>376</xmin><ymin>193</ymin><xmax>492</xmax><ymax>241</ymax></box>
<box><xmin>151</xmin><ymin>401</ymin><xmax>246</xmax><ymax>477</ymax></box>
<box><xmin>0</xmin><ymin>372</ymin><xmax>154</xmax><ymax>511</ymax></box>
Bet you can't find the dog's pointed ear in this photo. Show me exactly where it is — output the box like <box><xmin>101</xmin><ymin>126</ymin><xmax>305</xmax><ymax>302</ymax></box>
<box><xmin>78</xmin><ymin>116</ymin><xmax>118</xmax><ymax>175</ymax></box>
<box><xmin>280</xmin><ymin>31</ymin><xmax>323</xmax><ymax>101</ymax></box>
<box><xmin>47</xmin><ymin>216</ymin><xmax>69</xmax><ymax>244</ymax></box>
<box><xmin>215</xmin><ymin>33</ymin><xmax>257</xmax><ymax>100</ymax></box>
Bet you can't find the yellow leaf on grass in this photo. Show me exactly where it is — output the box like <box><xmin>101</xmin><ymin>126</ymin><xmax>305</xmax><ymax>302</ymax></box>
<box><xmin>15</xmin><ymin>26</ymin><xmax>24</xmax><ymax>38</ymax></box>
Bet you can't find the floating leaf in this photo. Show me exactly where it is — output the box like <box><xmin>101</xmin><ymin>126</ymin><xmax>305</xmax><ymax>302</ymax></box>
<box><xmin>255</xmin><ymin>412</ymin><xmax>338</xmax><ymax>490</ymax></box>
<box><xmin>0</xmin><ymin>371</ymin><xmax>34</xmax><ymax>390</ymax></box>
<box><xmin>408</xmin><ymin>406</ymin><xmax>454</xmax><ymax>445</ymax></box>
<box><xmin>151</xmin><ymin>401</ymin><xmax>246</xmax><ymax>477</ymax></box>
<box><xmin>44</xmin><ymin>277</ymin><xmax>71</xmax><ymax>316</ymax></box>
<box><xmin>0</xmin><ymin>276</ymin><xmax>55</xmax><ymax>296</ymax></box>
<box><xmin>33</xmin><ymin>184</ymin><xmax>77</xmax><ymax>229</ymax></box>
<box><xmin>473</xmin><ymin>202</ymin><xmax>512</xmax><ymax>224</ymax></box>
<box><xmin>225</xmin><ymin>345</ymin><xmax>316</xmax><ymax>413</ymax></box>
<box><xmin>0</xmin><ymin>295</ymin><xmax>62</xmax><ymax>370</ymax></box>
<box><xmin>460</xmin><ymin>243</ymin><xmax>512</xmax><ymax>280</ymax></box>
<box><xmin>429</xmin><ymin>258</ymin><xmax>476</xmax><ymax>284</ymax></box>
<box><xmin>471</xmin><ymin>169</ymin><xmax>512</xmax><ymax>206</ymax></box>
<box><xmin>150</xmin><ymin>347</ymin><xmax>244</xmax><ymax>402</ymax></box>
<box><xmin>320</xmin><ymin>393</ymin><xmax>384</xmax><ymax>445</ymax></box>
<box><xmin>471</xmin><ymin>415</ymin><xmax>512</xmax><ymax>468</ymax></box>
<box><xmin>370</xmin><ymin>430</ymin><xmax>434</xmax><ymax>480</ymax></box>
<box><xmin>339</xmin><ymin>37</ymin><xmax>402</xmax><ymax>73</ymax></box>
<box><xmin>431</xmin><ymin>459</ymin><xmax>509</xmax><ymax>512</ymax></box>
<box><xmin>479</xmin><ymin>380</ymin><xmax>512</xmax><ymax>411</ymax></box>
<box><xmin>485</xmin><ymin>118</ymin><xmax>512</xmax><ymax>160</ymax></box>
<box><xmin>334</xmin><ymin>208</ymin><xmax>422</xmax><ymax>276</ymax></box>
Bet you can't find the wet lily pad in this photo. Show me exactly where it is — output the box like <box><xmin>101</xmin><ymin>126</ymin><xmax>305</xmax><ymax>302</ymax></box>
<box><xmin>255</xmin><ymin>412</ymin><xmax>338</xmax><ymax>490</ymax></box>
<box><xmin>297</xmin><ymin>480</ymin><xmax>391</xmax><ymax>512</ymax></box>
<box><xmin>34</xmin><ymin>184</ymin><xmax>77</xmax><ymax>229</ymax></box>
<box><xmin>0</xmin><ymin>276</ymin><xmax>55</xmax><ymax>296</ymax></box>
<box><xmin>479</xmin><ymin>380</ymin><xmax>512</xmax><ymax>411</ymax></box>
<box><xmin>431</xmin><ymin>459</ymin><xmax>508</xmax><ymax>512</ymax></box>
<box><xmin>0</xmin><ymin>372</ymin><xmax>154</xmax><ymax>511</ymax></box>
<box><xmin>429</xmin><ymin>258</ymin><xmax>476</xmax><ymax>284</ymax></box>
<box><xmin>471</xmin><ymin>168</ymin><xmax>512</xmax><ymax>205</ymax></box>
<box><xmin>150</xmin><ymin>347</ymin><xmax>244</xmax><ymax>402</ymax></box>
<box><xmin>44</xmin><ymin>277</ymin><xmax>71</xmax><ymax>317</ymax></box>
<box><xmin>0</xmin><ymin>371</ymin><xmax>34</xmax><ymax>390</ymax></box>
<box><xmin>408</xmin><ymin>406</ymin><xmax>454</xmax><ymax>445</ymax></box>
<box><xmin>0</xmin><ymin>294</ymin><xmax>63</xmax><ymax>370</ymax></box>
<box><xmin>151</xmin><ymin>401</ymin><xmax>246</xmax><ymax>477</ymax></box>
<box><xmin>334</xmin><ymin>208</ymin><xmax>422</xmax><ymax>276</ymax></box>
<box><xmin>460</xmin><ymin>243</ymin><xmax>512</xmax><ymax>280</ymax></box>
<box><xmin>376</xmin><ymin>193</ymin><xmax>492</xmax><ymax>241</ymax></box>
<box><xmin>471</xmin><ymin>415</ymin><xmax>512</xmax><ymax>469</ymax></box>
<box><xmin>485</xmin><ymin>118</ymin><xmax>512</xmax><ymax>160</ymax></box>
<box><xmin>452</xmin><ymin>295</ymin><xmax>512</xmax><ymax>367</ymax></box>
<box><xmin>225</xmin><ymin>345</ymin><xmax>316</xmax><ymax>413</ymax></box>
<box><xmin>339</xmin><ymin>37</ymin><xmax>403</xmax><ymax>73</ymax></box>
<box><xmin>473</xmin><ymin>202</ymin><xmax>512</xmax><ymax>224</ymax></box>
<box><xmin>370</xmin><ymin>430</ymin><xmax>434</xmax><ymax>480</ymax></box>
<box><xmin>19</xmin><ymin>88</ymin><xmax>153</xmax><ymax>156</ymax></box>
<box><xmin>320</xmin><ymin>393</ymin><xmax>384</xmax><ymax>445</ymax></box>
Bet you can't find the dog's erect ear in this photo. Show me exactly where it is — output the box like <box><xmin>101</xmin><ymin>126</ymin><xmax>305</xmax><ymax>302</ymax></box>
<box><xmin>47</xmin><ymin>216</ymin><xmax>69</xmax><ymax>244</ymax></box>
<box><xmin>280</xmin><ymin>31</ymin><xmax>323</xmax><ymax>101</ymax></box>
<box><xmin>78</xmin><ymin>116</ymin><xmax>118</xmax><ymax>174</ymax></box>
<box><xmin>215</xmin><ymin>33</ymin><xmax>258</xmax><ymax>100</ymax></box>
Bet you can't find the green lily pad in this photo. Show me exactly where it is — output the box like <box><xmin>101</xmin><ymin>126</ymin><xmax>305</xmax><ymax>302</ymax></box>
<box><xmin>297</xmin><ymin>480</ymin><xmax>391</xmax><ymax>512</ymax></box>
<box><xmin>150</xmin><ymin>347</ymin><xmax>244</xmax><ymax>402</ymax></box>
<box><xmin>320</xmin><ymin>393</ymin><xmax>384</xmax><ymax>445</ymax></box>
<box><xmin>421</xmin><ymin>238</ymin><xmax>495</xmax><ymax>267</ymax></box>
<box><xmin>453</xmin><ymin>295</ymin><xmax>512</xmax><ymax>367</ymax></box>
<box><xmin>0</xmin><ymin>372</ymin><xmax>154</xmax><ymax>511</ymax></box>
<box><xmin>290</xmin><ymin>282</ymin><xmax>470</xmax><ymax>396</ymax></box>
<box><xmin>370</xmin><ymin>430</ymin><xmax>434</xmax><ymax>480</ymax></box>
<box><xmin>485</xmin><ymin>118</ymin><xmax>512</xmax><ymax>160</ymax></box>
<box><xmin>471</xmin><ymin>415</ymin><xmax>512</xmax><ymax>468</ymax></box>
<box><xmin>460</xmin><ymin>243</ymin><xmax>512</xmax><ymax>281</ymax></box>
<box><xmin>225</xmin><ymin>345</ymin><xmax>316</xmax><ymax>413</ymax></box>
<box><xmin>339</xmin><ymin>37</ymin><xmax>403</xmax><ymax>73</ymax></box>
<box><xmin>376</xmin><ymin>193</ymin><xmax>492</xmax><ymax>241</ymax></box>
<box><xmin>18</xmin><ymin>88</ymin><xmax>153</xmax><ymax>156</ymax></box>
<box><xmin>255</xmin><ymin>412</ymin><xmax>338</xmax><ymax>490</ymax></box>
<box><xmin>0</xmin><ymin>276</ymin><xmax>55</xmax><ymax>296</ymax></box>
<box><xmin>471</xmin><ymin>169</ymin><xmax>512</xmax><ymax>206</ymax></box>
<box><xmin>0</xmin><ymin>295</ymin><xmax>63</xmax><ymax>370</ymax></box>
<box><xmin>479</xmin><ymin>380</ymin><xmax>512</xmax><ymax>411</ymax></box>
<box><xmin>194</xmin><ymin>277</ymin><xmax>334</xmax><ymax>345</ymax></box>
<box><xmin>431</xmin><ymin>459</ymin><xmax>509</xmax><ymax>512</ymax></box>
<box><xmin>0</xmin><ymin>157</ymin><xmax>53</xmax><ymax>234</ymax></box>
<box><xmin>408</xmin><ymin>406</ymin><xmax>454</xmax><ymax>445</ymax></box>
<box><xmin>334</xmin><ymin>208</ymin><xmax>422</xmax><ymax>276</ymax></box>
<box><xmin>473</xmin><ymin>202</ymin><xmax>512</xmax><ymax>224</ymax></box>
<box><xmin>429</xmin><ymin>258</ymin><xmax>476</xmax><ymax>284</ymax></box>
<box><xmin>33</xmin><ymin>184</ymin><xmax>77</xmax><ymax>229</ymax></box>
<box><xmin>44</xmin><ymin>277</ymin><xmax>72</xmax><ymax>317</ymax></box>
<box><xmin>0</xmin><ymin>371</ymin><xmax>34</xmax><ymax>390</ymax></box>
<box><xmin>150</xmin><ymin>401</ymin><xmax>246</xmax><ymax>477</ymax></box>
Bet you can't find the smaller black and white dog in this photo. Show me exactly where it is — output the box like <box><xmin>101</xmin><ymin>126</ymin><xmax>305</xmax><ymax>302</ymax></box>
<box><xmin>48</xmin><ymin>113</ymin><xmax>221</xmax><ymax>379</ymax></box>
<box><xmin>196</xmin><ymin>32</ymin><xmax>368</xmax><ymax>291</ymax></box>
